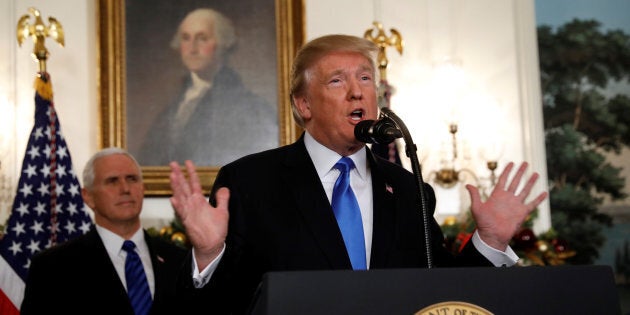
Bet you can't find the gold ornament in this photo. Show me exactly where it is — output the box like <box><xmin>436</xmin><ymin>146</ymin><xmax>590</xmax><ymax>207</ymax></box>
<box><xmin>443</xmin><ymin>216</ymin><xmax>457</xmax><ymax>226</ymax></box>
<box><xmin>160</xmin><ymin>226</ymin><xmax>173</xmax><ymax>237</ymax></box>
<box><xmin>171</xmin><ymin>232</ymin><xmax>187</xmax><ymax>245</ymax></box>
<box><xmin>16</xmin><ymin>7</ymin><xmax>64</xmax><ymax>72</ymax></box>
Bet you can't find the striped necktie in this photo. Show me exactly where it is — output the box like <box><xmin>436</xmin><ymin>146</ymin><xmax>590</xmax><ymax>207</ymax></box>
<box><xmin>331</xmin><ymin>157</ymin><xmax>367</xmax><ymax>270</ymax></box>
<box><xmin>122</xmin><ymin>240</ymin><xmax>152</xmax><ymax>315</ymax></box>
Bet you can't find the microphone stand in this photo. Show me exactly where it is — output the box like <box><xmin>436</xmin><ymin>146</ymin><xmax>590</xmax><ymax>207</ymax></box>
<box><xmin>379</xmin><ymin>107</ymin><xmax>434</xmax><ymax>268</ymax></box>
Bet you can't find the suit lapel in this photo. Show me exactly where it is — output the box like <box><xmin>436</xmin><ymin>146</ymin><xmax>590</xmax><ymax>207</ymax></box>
<box><xmin>87</xmin><ymin>229</ymin><xmax>135</xmax><ymax>310</ymax></box>
<box><xmin>281</xmin><ymin>137</ymin><xmax>352</xmax><ymax>269</ymax></box>
<box><xmin>367</xmin><ymin>149</ymin><xmax>397</xmax><ymax>268</ymax></box>
<box><xmin>145</xmin><ymin>231</ymin><xmax>164</xmax><ymax>299</ymax></box>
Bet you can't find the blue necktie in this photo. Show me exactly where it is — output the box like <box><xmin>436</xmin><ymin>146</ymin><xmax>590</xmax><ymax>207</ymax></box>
<box><xmin>331</xmin><ymin>157</ymin><xmax>367</xmax><ymax>270</ymax></box>
<box><xmin>122</xmin><ymin>240</ymin><xmax>152</xmax><ymax>315</ymax></box>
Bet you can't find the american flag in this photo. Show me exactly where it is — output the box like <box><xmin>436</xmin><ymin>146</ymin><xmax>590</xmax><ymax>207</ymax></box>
<box><xmin>0</xmin><ymin>73</ymin><xmax>93</xmax><ymax>314</ymax></box>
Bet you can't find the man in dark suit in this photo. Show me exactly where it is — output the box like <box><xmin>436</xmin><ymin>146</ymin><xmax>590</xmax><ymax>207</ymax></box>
<box><xmin>21</xmin><ymin>148</ymin><xmax>187</xmax><ymax>315</ymax></box>
<box><xmin>138</xmin><ymin>8</ymin><xmax>277</xmax><ymax>166</ymax></box>
<box><xmin>169</xmin><ymin>34</ymin><xmax>548</xmax><ymax>314</ymax></box>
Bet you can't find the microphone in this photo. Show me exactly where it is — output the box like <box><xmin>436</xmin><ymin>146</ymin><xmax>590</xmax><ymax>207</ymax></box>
<box><xmin>354</xmin><ymin>118</ymin><xmax>403</xmax><ymax>144</ymax></box>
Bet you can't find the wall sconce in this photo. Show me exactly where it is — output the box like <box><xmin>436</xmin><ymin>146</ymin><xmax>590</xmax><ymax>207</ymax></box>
<box><xmin>424</xmin><ymin>58</ymin><xmax>504</xmax><ymax>191</ymax></box>
<box><xmin>430</xmin><ymin>122</ymin><xmax>500</xmax><ymax>190</ymax></box>
<box><xmin>478</xmin><ymin>135</ymin><xmax>504</xmax><ymax>188</ymax></box>
<box><xmin>431</xmin><ymin>123</ymin><xmax>474</xmax><ymax>188</ymax></box>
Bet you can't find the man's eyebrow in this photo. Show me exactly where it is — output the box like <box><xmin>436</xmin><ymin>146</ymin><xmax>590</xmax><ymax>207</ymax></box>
<box><xmin>104</xmin><ymin>175</ymin><xmax>118</xmax><ymax>182</ymax></box>
<box><xmin>329</xmin><ymin>69</ymin><xmax>345</xmax><ymax>77</ymax></box>
<box><xmin>358</xmin><ymin>64</ymin><xmax>373</xmax><ymax>73</ymax></box>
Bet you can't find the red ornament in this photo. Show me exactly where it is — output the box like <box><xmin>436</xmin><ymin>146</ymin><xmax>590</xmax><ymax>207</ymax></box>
<box><xmin>512</xmin><ymin>228</ymin><xmax>537</xmax><ymax>250</ymax></box>
<box><xmin>551</xmin><ymin>238</ymin><xmax>569</xmax><ymax>253</ymax></box>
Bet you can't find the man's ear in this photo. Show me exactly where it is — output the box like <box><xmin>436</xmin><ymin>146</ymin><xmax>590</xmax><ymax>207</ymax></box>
<box><xmin>81</xmin><ymin>188</ymin><xmax>95</xmax><ymax>209</ymax></box>
<box><xmin>293</xmin><ymin>95</ymin><xmax>312</xmax><ymax>120</ymax></box>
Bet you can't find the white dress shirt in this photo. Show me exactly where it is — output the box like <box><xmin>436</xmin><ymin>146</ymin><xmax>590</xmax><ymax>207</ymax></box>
<box><xmin>303</xmin><ymin>132</ymin><xmax>374</xmax><ymax>267</ymax></box>
<box><xmin>96</xmin><ymin>225</ymin><xmax>155</xmax><ymax>297</ymax></box>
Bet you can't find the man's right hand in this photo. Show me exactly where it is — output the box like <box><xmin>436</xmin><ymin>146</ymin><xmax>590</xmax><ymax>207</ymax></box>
<box><xmin>169</xmin><ymin>160</ymin><xmax>229</xmax><ymax>270</ymax></box>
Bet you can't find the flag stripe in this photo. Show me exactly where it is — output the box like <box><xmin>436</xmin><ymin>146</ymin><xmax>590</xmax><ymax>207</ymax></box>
<box><xmin>0</xmin><ymin>285</ymin><xmax>20</xmax><ymax>315</ymax></box>
<box><xmin>0</xmin><ymin>73</ymin><xmax>93</xmax><ymax>311</ymax></box>
<box><xmin>0</xmin><ymin>256</ymin><xmax>24</xmax><ymax>310</ymax></box>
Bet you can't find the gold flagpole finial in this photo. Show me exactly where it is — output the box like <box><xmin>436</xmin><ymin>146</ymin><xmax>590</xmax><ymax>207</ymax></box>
<box><xmin>364</xmin><ymin>21</ymin><xmax>403</xmax><ymax>81</ymax></box>
<box><xmin>16</xmin><ymin>7</ymin><xmax>65</xmax><ymax>73</ymax></box>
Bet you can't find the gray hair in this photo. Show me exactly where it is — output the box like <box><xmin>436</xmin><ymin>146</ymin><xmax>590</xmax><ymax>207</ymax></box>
<box><xmin>170</xmin><ymin>8</ymin><xmax>237</xmax><ymax>55</ymax></box>
<box><xmin>82</xmin><ymin>147</ymin><xmax>142</xmax><ymax>190</ymax></box>
<box><xmin>289</xmin><ymin>34</ymin><xmax>378</xmax><ymax>127</ymax></box>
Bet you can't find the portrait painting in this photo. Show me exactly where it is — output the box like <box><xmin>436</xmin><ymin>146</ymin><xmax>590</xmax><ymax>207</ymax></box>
<box><xmin>99</xmin><ymin>0</ymin><xmax>303</xmax><ymax>195</ymax></box>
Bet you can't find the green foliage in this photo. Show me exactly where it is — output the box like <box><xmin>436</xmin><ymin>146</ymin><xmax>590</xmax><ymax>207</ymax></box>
<box><xmin>538</xmin><ymin>18</ymin><xmax>630</xmax><ymax>264</ymax></box>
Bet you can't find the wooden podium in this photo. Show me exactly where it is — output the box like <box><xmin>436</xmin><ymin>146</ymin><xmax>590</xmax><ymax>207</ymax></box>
<box><xmin>249</xmin><ymin>265</ymin><xmax>620</xmax><ymax>315</ymax></box>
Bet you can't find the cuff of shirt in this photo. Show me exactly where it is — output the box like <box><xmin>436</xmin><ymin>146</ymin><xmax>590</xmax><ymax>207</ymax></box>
<box><xmin>471</xmin><ymin>230</ymin><xmax>519</xmax><ymax>267</ymax></box>
<box><xmin>192</xmin><ymin>243</ymin><xmax>226</xmax><ymax>288</ymax></box>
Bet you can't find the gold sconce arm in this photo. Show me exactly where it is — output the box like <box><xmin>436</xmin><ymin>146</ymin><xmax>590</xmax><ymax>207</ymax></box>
<box><xmin>430</xmin><ymin>122</ymin><xmax>496</xmax><ymax>189</ymax></box>
<box><xmin>432</xmin><ymin>166</ymin><xmax>479</xmax><ymax>189</ymax></box>
<box><xmin>486</xmin><ymin>160</ymin><xmax>498</xmax><ymax>186</ymax></box>
<box><xmin>434</xmin><ymin>168</ymin><xmax>459</xmax><ymax>188</ymax></box>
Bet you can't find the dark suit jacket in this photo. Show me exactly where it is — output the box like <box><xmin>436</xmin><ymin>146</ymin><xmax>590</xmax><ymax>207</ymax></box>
<box><xmin>138</xmin><ymin>66</ymin><xmax>278</xmax><ymax>166</ymax></box>
<box><xmin>178</xmin><ymin>134</ymin><xmax>492</xmax><ymax>314</ymax></box>
<box><xmin>21</xmin><ymin>229</ymin><xmax>187</xmax><ymax>315</ymax></box>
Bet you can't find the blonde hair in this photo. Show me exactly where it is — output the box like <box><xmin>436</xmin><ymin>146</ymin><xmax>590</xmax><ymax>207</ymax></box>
<box><xmin>289</xmin><ymin>34</ymin><xmax>378</xmax><ymax>127</ymax></box>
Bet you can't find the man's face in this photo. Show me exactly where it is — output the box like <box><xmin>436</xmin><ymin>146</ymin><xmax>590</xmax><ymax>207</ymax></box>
<box><xmin>293</xmin><ymin>51</ymin><xmax>378</xmax><ymax>156</ymax></box>
<box><xmin>82</xmin><ymin>154</ymin><xmax>144</xmax><ymax>228</ymax></box>
<box><xmin>178</xmin><ymin>14</ymin><xmax>219</xmax><ymax>77</ymax></box>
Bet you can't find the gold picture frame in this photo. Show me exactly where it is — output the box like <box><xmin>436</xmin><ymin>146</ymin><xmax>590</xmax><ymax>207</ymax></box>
<box><xmin>98</xmin><ymin>0</ymin><xmax>304</xmax><ymax>195</ymax></box>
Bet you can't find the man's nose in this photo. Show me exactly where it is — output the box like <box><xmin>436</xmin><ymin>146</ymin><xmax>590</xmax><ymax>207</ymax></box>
<box><xmin>348</xmin><ymin>79</ymin><xmax>363</xmax><ymax>100</ymax></box>
<box><xmin>119</xmin><ymin>180</ymin><xmax>131</xmax><ymax>193</ymax></box>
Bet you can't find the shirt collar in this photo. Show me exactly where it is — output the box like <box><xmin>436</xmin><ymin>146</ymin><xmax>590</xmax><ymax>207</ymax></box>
<box><xmin>303</xmin><ymin>131</ymin><xmax>368</xmax><ymax>180</ymax></box>
<box><xmin>95</xmin><ymin>224</ymin><xmax>145</xmax><ymax>256</ymax></box>
<box><xmin>190</xmin><ymin>72</ymin><xmax>212</xmax><ymax>90</ymax></box>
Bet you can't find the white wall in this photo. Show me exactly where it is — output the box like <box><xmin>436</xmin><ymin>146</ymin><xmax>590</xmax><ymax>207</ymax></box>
<box><xmin>306</xmin><ymin>0</ymin><xmax>549</xmax><ymax>231</ymax></box>
<box><xmin>1</xmin><ymin>0</ymin><xmax>101</xmax><ymax>224</ymax></box>
<box><xmin>0</xmin><ymin>0</ymin><xmax>550</xmax><ymax>232</ymax></box>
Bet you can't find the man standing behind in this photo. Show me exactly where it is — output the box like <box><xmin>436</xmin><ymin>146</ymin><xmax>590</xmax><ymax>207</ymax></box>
<box><xmin>139</xmin><ymin>8</ymin><xmax>278</xmax><ymax>166</ymax></box>
<box><xmin>21</xmin><ymin>148</ymin><xmax>186</xmax><ymax>315</ymax></box>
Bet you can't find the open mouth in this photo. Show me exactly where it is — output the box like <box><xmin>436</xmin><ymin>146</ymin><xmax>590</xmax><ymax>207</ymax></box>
<box><xmin>350</xmin><ymin>109</ymin><xmax>364</xmax><ymax>121</ymax></box>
